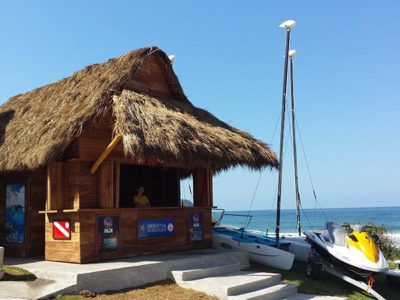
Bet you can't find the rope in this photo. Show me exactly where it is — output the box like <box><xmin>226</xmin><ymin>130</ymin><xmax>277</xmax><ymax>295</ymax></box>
<box><xmin>295</xmin><ymin>119</ymin><xmax>329</xmax><ymax>221</ymax></box>
<box><xmin>242</xmin><ymin>110</ymin><xmax>281</xmax><ymax>228</ymax></box>
<box><xmin>300</xmin><ymin>202</ymin><xmax>314</xmax><ymax>231</ymax></box>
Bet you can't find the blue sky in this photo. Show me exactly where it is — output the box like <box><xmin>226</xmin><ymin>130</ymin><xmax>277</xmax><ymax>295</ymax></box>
<box><xmin>1</xmin><ymin>1</ymin><xmax>399</xmax><ymax>210</ymax></box>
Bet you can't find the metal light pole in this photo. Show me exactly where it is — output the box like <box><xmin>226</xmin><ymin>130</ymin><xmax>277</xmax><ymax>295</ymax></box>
<box><xmin>276</xmin><ymin>20</ymin><xmax>296</xmax><ymax>247</ymax></box>
<box><xmin>288</xmin><ymin>49</ymin><xmax>302</xmax><ymax>236</ymax></box>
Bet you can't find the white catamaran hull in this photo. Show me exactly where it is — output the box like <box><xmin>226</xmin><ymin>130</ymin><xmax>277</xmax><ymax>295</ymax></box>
<box><xmin>248</xmin><ymin>230</ymin><xmax>312</xmax><ymax>263</ymax></box>
<box><xmin>212</xmin><ymin>233</ymin><xmax>295</xmax><ymax>270</ymax></box>
<box><xmin>281</xmin><ymin>235</ymin><xmax>312</xmax><ymax>263</ymax></box>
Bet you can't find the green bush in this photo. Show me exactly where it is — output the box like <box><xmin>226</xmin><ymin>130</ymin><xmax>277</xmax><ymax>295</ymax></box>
<box><xmin>364</xmin><ymin>222</ymin><xmax>400</xmax><ymax>260</ymax></box>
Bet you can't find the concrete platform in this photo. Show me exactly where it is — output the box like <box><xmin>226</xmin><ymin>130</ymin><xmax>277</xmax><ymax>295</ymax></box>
<box><xmin>2</xmin><ymin>248</ymin><xmax>346</xmax><ymax>300</ymax></box>
<box><xmin>1</xmin><ymin>248</ymin><xmax>249</xmax><ymax>299</ymax></box>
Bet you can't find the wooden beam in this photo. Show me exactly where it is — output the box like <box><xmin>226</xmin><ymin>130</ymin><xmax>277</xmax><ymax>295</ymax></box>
<box><xmin>114</xmin><ymin>162</ymin><xmax>120</xmax><ymax>208</ymax></box>
<box><xmin>90</xmin><ymin>134</ymin><xmax>122</xmax><ymax>174</ymax></box>
<box><xmin>97</xmin><ymin>161</ymin><xmax>114</xmax><ymax>208</ymax></box>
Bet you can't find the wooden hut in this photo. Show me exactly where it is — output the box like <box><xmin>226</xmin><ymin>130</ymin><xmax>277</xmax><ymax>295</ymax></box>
<box><xmin>0</xmin><ymin>47</ymin><xmax>278</xmax><ymax>263</ymax></box>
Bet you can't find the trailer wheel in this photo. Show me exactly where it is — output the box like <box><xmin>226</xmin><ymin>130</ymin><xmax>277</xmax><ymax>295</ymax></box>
<box><xmin>306</xmin><ymin>260</ymin><xmax>321</xmax><ymax>278</ymax></box>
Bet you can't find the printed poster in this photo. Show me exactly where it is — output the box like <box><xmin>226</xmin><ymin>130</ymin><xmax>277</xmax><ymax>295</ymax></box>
<box><xmin>138</xmin><ymin>218</ymin><xmax>174</xmax><ymax>238</ymax></box>
<box><xmin>188</xmin><ymin>212</ymin><xmax>203</xmax><ymax>241</ymax></box>
<box><xmin>5</xmin><ymin>184</ymin><xmax>25</xmax><ymax>244</ymax></box>
<box><xmin>97</xmin><ymin>216</ymin><xmax>119</xmax><ymax>251</ymax></box>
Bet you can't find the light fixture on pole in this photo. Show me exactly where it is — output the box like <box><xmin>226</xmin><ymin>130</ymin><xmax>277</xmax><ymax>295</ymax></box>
<box><xmin>279</xmin><ymin>20</ymin><xmax>296</xmax><ymax>30</ymax></box>
<box><xmin>275</xmin><ymin>20</ymin><xmax>296</xmax><ymax>248</ymax></box>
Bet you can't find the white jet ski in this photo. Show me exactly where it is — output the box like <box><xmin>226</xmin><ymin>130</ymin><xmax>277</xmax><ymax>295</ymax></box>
<box><xmin>304</xmin><ymin>222</ymin><xmax>389</xmax><ymax>278</ymax></box>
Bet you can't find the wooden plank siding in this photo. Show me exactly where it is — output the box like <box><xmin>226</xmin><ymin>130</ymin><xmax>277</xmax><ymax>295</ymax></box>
<box><xmin>47</xmin><ymin>163</ymin><xmax>66</xmax><ymax>210</ymax></box>
<box><xmin>45</xmin><ymin>212</ymin><xmax>81</xmax><ymax>263</ymax></box>
<box><xmin>125</xmin><ymin>55</ymin><xmax>178</xmax><ymax>102</ymax></box>
<box><xmin>29</xmin><ymin>168</ymin><xmax>47</xmax><ymax>257</ymax></box>
<box><xmin>44</xmin><ymin>207</ymin><xmax>211</xmax><ymax>263</ymax></box>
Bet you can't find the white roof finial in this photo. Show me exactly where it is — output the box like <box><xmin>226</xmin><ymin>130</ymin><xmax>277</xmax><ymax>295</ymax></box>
<box><xmin>168</xmin><ymin>54</ymin><xmax>176</xmax><ymax>63</ymax></box>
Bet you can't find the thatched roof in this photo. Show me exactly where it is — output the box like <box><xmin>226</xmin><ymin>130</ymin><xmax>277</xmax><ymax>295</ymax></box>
<box><xmin>0</xmin><ymin>46</ymin><xmax>278</xmax><ymax>172</ymax></box>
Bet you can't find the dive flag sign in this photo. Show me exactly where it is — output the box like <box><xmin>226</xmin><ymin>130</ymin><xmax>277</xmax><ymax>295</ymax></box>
<box><xmin>53</xmin><ymin>221</ymin><xmax>71</xmax><ymax>240</ymax></box>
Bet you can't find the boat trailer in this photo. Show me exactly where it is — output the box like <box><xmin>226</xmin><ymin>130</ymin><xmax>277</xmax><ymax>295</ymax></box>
<box><xmin>305</xmin><ymin>251</ymin><xmax>386</xmax><ymax>300</ymax></box>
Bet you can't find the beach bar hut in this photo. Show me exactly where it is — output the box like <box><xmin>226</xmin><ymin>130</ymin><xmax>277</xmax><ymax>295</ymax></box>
<box><xmin>0</xmin><ymin>47</ymin><xmax>277</xmax><ymax>263</ymax></box>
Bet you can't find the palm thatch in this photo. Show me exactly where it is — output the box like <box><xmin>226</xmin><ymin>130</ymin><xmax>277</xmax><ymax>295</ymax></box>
<box><xmin>0</xmin><ymin>46</ymin><xmax>277</xmax><ymax>173</ymax></box>
<box><xmin>114</xmin><ymin>90</ymin><xmax>277</xmax><ymax>170</ymax></box>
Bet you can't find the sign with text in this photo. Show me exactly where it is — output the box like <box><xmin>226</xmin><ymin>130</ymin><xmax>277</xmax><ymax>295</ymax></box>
<box><xmin>188</xmin><ymin>212</ymin><xmax>203</xmax><ymax>242</ymax></box>
<box><xmin>97</xmin><ymin>216</ymin><xmax>119</xmax><ymax>252</ymax></box>
<box><xmin>138</xmin><ymin>218</ymin><xmax>174</xmax><ymax>238</ymax></box>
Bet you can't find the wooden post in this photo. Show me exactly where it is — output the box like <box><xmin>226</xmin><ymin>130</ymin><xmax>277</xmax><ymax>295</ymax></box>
<box><xmin>47</xmin><ymin>163</ymin><xmax>66</xmax><ymax>210</ymax></box>
<box><xmin>193</xmin><ymin>169</ymin><xmax>212</xmax><ymax>207</ymax></box>
<box><xmin>97</xmin><ymin>161</ymin><xmax>114</xmax><ymax>208</ymax></box>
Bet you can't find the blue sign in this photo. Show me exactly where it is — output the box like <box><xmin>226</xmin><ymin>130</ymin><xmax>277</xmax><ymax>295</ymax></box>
<box><xmin>138</xmin><ymin>218</ymin><xmax>174</xmax><ymax>238</ymax></box>
<box><xmin>5</xmin><ymin>184</ymin><xmax>25</xmax><ymax>244</ymax></box>
<box><xmin>188</xmin><ymin>212</ymin><xmax>203</xmax><ymax>241</ymax></box>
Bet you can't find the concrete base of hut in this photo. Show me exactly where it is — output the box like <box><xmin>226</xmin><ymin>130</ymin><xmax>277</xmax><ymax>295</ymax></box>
<box><xmin>1</xmin><ymin>248</ymin><xmax>248</xmax><ymax>299</ymax></box>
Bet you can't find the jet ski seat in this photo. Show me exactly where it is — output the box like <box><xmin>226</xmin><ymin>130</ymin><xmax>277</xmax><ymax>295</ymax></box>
<box><xmin>326</xmin><ymin>222</ymin><xmax>347</xmax><ymax>246</ymax></box>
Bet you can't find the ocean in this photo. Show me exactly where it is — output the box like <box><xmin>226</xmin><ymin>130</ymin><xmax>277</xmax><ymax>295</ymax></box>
<box><xmin>215</xmin><ymin>206</ymin><xmax>400</xmax><ymax>246</ymax></box>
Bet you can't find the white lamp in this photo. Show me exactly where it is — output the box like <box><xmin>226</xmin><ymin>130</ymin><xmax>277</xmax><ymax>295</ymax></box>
<box><xmin>279</xmin><ymin>20</ymin><xmax>296</xmax><ymax>30</ymax></box>
<box><xmin>289</xmin><ymin>50</ymin><xmax>296</xmax><ymax>58</ymax></box>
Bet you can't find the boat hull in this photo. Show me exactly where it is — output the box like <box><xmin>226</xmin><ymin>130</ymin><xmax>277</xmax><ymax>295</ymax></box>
<box><xmin>281</xmin><ymin>235</ymin><xmax>312</xmax><ymax>263</ymax></box>
<box><xmin>213</xmin><ymin>231</ymin><xmax>294</xmax><ymax>270</ymax></box>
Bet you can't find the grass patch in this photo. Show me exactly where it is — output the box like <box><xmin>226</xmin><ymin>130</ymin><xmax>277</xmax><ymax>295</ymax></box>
<box><xmin>248</xmin><ymin>261</ymin><xmax>399</xmax><ymax>300</ymax></box>
<box><xmin>1</xmin><ymin>265</ymin><xmax>36</xmax><ymax>281</ymax></box>
<box><xmin>56</xmin><ymin>279</ymin><xmax>218</xmax><ymax>300</ymax></box>
<box><xmin>389</xmin><ymin>261</ymin><xmax>399</xmax><ymax>269</ymax></box>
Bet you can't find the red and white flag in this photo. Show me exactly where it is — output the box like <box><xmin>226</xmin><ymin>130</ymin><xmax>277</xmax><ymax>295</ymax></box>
<box><xmin>53</xmin><ymin>221</ymin><xmax>71</xmax><ymax>239</ymax></box>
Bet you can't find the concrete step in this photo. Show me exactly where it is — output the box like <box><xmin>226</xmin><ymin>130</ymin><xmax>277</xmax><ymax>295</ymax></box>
<box><xmin>285</xmin><ymin>294</ymin><xmax>346</xmax><ymax>300</ymax></box>
<box><xmin>178</xmin><ymin>271</ymin><xmax>281</xmax><ymax>299</ymax></box>
<box><xmin>171</xmin><ymin>263</ymin><xmax>242</xmax><ymax>281</ymax></box>
<box><xmin>229</xmin><ymin>283</ymin><xmax>297</xmax><ymax>300</ymax></box>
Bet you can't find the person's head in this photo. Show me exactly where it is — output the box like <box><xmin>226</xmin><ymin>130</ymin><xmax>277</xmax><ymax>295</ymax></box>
<box><xmin>137</xmin><ymin>186</ymin><xmax>144</xmax><ymax>195</ymax></box>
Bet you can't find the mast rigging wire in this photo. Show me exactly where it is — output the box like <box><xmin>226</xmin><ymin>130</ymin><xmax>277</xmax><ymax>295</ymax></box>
<box><xmin>295</xmin><ymin>119</ymin><xmax>329</xmax><ymax>221</ymax></box>
<box><xmin>242</xmin><ymin>110</ymin><xmax>281</xmax><ymax>228</ymax></box>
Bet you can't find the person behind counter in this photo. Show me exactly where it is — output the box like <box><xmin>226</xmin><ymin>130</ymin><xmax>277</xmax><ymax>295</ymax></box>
<box><xmin>133</xmin><ymin>186</ymin><xmax>151</xmax><ymax>207</ymax></box>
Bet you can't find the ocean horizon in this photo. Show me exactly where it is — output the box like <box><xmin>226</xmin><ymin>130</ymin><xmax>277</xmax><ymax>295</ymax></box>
<box><xmin>217</xmin><ymin>206</ymin><xmax>400</xmax><ymax>234</ymax></box>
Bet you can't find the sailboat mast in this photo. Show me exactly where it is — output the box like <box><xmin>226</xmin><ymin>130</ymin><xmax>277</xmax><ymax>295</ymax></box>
<box><xmin>289</xmin><ymin>51</ymin><xmax>302</xmax><ymax>236</ymax></box>
<box><xmin>276</xmin><ymin>20</ymin><xmax>295</xmax><ymax>247</ymax></box>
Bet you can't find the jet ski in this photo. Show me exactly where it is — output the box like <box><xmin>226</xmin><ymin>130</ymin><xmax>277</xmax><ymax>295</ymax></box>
<box><xmin>304</xmin><ymin>222</ymin><xmax>389</xmax><ymax>278</ymax></box>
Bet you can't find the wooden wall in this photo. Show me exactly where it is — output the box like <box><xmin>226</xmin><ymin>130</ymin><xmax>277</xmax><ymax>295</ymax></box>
<box><xmin>0</xmin><ymin>169</ymin><xmax>46</xmax><ymax>257</ymax></box>
<box><xmin>29</xmin><ymin>168</ymin><xmax>47</xmax><ymax>257</ymax></box>
<box><xmin>125</xmin><ymin>54</ymin><xmax>178</xmax><ymax>102</ymax></box>
<box><xmin>45</xmin><ymin>212</ymin><xmax>81</xmax><ymax>262</ymax></box>
<box><xmin>44</xmin><ymin>207</ymin><xmax>211</xmax><ymax>263</ymax></box>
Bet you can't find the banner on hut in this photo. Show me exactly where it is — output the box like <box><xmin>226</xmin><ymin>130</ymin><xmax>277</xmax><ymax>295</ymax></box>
<box><xmin>97</xmin><ymin>216</ymin><xmax>119</xmax><ymax>251</ymax></box>
<box><xmin>188</xmin><ymin>212</ymin><xmax>203</xmax><ymax>241</ymax></box>
<box><xmin>138</xmin><ymin>218</ymin><xmax>174</xmax><ymax>238</ymax></box>
<box><xmin>5</xmin><ymin>184</ymin><xmax>25</xmax><ymax>244</ymax></box>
